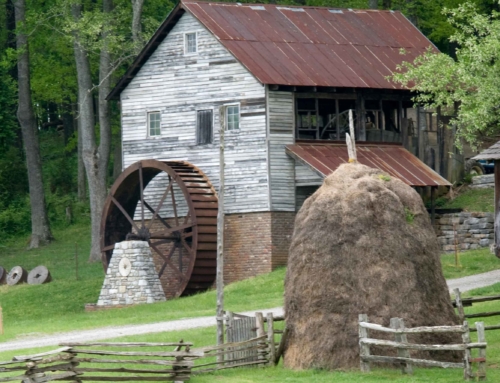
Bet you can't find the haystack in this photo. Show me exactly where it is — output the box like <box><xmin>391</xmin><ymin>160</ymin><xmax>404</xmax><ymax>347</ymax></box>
<box><xmin>284</xmin><ymin>163</ymin><xmax>458</xmax><ymax>370</ymax></box>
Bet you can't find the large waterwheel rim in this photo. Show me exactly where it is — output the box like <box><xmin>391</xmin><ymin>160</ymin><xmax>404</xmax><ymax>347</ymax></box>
<box><xmin>100</xmin><ymin>159</ymin><xmax>217</xmax><ymax>298</ymax></box>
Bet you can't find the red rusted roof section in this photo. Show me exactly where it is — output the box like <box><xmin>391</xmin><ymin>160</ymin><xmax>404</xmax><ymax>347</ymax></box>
<box><xmin>183</xmin><ymin>0</ymin><xmax>436</xmax><ymax>89</ymax></box>
<box><xmin>286</xmin><ymin>142</ymin><xmax>451</xmax><ymax>186</ymax></box>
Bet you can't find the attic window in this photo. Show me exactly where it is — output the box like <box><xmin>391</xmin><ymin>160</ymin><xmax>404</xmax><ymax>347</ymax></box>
<box><xmin>185</xmin><ymin>32</ymin><xmax>197</xmax><ymax>54</ymax></box>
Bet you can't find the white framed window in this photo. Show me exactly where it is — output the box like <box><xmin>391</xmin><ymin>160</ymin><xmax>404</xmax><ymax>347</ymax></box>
<box><xmin>148</xmin><ymin>112</ymin><xmax>161</xmax><ymax>137</ymax></box>
<box><xmin>184</xmin><ymin>32</ymin><xmax>197</xmax><ymax>55</ymax></box>
<box><xmin>226</xmin><ymin>104</ymin><xmax>240</xmax><ymax>131</ymax></box>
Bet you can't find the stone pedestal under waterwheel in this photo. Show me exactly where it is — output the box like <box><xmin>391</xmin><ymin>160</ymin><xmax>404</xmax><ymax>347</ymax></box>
<box><xmin>101</xmin><ymin>160</ymin><xmax>218</xmax><ymax>299</ymax></box>
<box><xmin>284</xmin><ymin>163</ymin><xmax>458</xmax><ymax>370</ymax></box>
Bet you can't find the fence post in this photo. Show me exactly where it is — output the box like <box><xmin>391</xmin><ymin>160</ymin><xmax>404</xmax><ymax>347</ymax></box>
<box><xmin>462</xmin><ymin>321</ymin><xmax>472</xmax><ymax>381</ymax></box>
<box><xmin>454</xmin><ymin>288</ymin><xmax>466</xmax><ymax>322</ymax></box>
<box><xmin>475</xmin><ymin>321</ymin><xmax>486</xmax><ymax>381</ymax></box>
<box><xmin>255</xmin><ymin>312</ymin><xmax>267</xmax><ymax>364</ymax></box>
<box><xmin>359</xmin><ymin>314</ymin><xmax>371</xmax><ymax>372</ymax></box>
<box><xmin>389</xmin><ymin>318</ymin><xmax>413</xmax><ymax>375</ymax></box>
<box><xmin>266</xmin><ymin>313</ymin><xmax>276</xmax><ymax>366</ymax></box>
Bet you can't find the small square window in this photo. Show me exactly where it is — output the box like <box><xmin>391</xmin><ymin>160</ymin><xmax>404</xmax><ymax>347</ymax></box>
<box><xmin>197</xmin><ymin>110</ymin><xmax>213</xmax><ymax>144</ymax></box>
<box><xmin>148</xmin><ymin>112</ymin><xmax>161</xmax><ymax>137</ymax></box>
<box><xmin>226</xmin><ymin>105</ymin><xmax>240</xmax><ymax>130</ymax></box>
<box><xmin>185</xmin><ymin>32</ymin><xmax>197</xmax><ymax>54</ymax></box>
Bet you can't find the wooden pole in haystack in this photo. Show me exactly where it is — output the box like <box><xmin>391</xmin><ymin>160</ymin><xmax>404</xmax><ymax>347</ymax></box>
<box><xmin>0</xmin><ymin>306</ymin><xmax>3</xmax><ymax>335</ymax></box>
<box><xmin>216</xmin><ymin>106</ymin><xmax>226</xmax><ymax>358</ymax></box>
<box><xmin>346</xmin><ymin>109</ymin><xmax>357</xmax><ymax>163</ymax></box>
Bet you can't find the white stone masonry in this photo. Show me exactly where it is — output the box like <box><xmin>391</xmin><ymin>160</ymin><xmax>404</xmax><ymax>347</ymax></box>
<box><xmin>97</xmin><ymin>241</ymin><xmax>166</xmax><ymax>306</ymax></box>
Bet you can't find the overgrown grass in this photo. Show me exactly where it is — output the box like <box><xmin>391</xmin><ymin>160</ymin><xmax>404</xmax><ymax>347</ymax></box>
<box><xmin>441</xmin><ymin>247</ymin><xmax>500</xmax><ymax>279</ymax></box>
<box><xmin>441</xmin><ymin>187</ymin><xmax>494</xmax><ymax>212</ymax></box>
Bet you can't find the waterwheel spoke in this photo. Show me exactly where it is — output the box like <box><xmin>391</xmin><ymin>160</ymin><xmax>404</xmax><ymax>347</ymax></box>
<box><xmin>139</xmin><ymin>163</ymin><xmax>145</xmax><ymax>227</ymax></box>
<box><xmin>151</xmin><ymin>222</ymin><xmax>195</xmax><ymax>239</ymax></box>
<box><xmin>170</xmin><ymin>176</ymin><xmax>180</xmax><ymax>227</ymax></box>
<box><xmin>158</xmin><ymin>243</ymin><xmax>178</xmax><ymax>277</ymax></box>
<box><xmin>150</xmin><ymin>238</ymin><xmax>176</xmax><ymax>246</ymax></box>
<box><xmin>111</xmin><ymin>197</ymin><xmax>140</xmax><ymax>233</ymax></box>
<box><xmin>149</xmin><ymin>241</ymin><xmax>185</xmax><ymax>281</ymax></box>
<box><xmin>147</xmin><ymin>178</ymin><xmax>173</xmax><ymax>231</ymax></box>
<box><xmin>180</xmin><ymin>237</ymin><xmax>193</xmax><ymax>255</ymax></box>
<box><xmin>143</xmin><ymin>200</ymin><xmax>172</xmax><ymax>230</ymax></box>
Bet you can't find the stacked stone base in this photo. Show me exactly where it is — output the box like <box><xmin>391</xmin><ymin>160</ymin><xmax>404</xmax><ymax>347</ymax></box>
<box><xmin>97</xmin><ymin>241</ymin><xmax>166</xmax><ymax>306</ymax></box>
<box><xmin>471</xmin><ymin>174</ymin><xmax>494</xmax><ymax>189</ymax></box>
<box><xmin>435</xmin><ymin>212</ymin><xmax>494</xmax><ymax>252</ymax></box>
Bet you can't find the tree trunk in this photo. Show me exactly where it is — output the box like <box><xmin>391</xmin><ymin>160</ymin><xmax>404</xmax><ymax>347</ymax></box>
<box><xmin>77</xmin><ymin>111</ymin><xmax>86</xmax><ymax>202</ymax></box>
<box><xmin>382</xmin><ymin>0</ymin><xmax>391</xmax><ymax>9</ymax></box>
<box><xmin>72</xmin><ymin>3</ymin><xmax>109</xmax><ymax>262</ymax></box>
<box><xmin>131</xmin><ymin>0</ymin><xmax>144</xmax><ymax>51</ymax></box>
<box><xmin>14</xmin><ymin>0</ymin><xmax>53</xmax><ymax>248</ymax></box>
<box><xmin>112</xmin><ymin>136</ymin><xmax>122</xmax><ymax>180</ymax></box>
<box><xmin>368</xmin><ymin>0</ymin><xmax>378</xmax><ymax>9</ymax></box>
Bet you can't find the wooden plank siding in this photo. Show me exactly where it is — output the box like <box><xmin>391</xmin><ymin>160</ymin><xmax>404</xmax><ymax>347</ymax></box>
<box><xmin>295</xmin><ymin>163</ymin><xmax>323</xmax><ymax>187</ymax></box>
<box><xmin>120</xmin><ymin>12</ymin><xmax>269</xmax><ymax>215</ymax></box>
<box><xmin>267</xmin><ymin>90</ymin><xmax>296</xmax><ymax>212</ymax></box>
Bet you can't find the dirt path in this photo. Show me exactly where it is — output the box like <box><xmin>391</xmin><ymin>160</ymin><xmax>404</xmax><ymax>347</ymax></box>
<box><xmin>0</xmin><ymin>307</ymin><xmax>283</xmax><ymax>353</ymax></box>
<box><xmin>1</xmin><ymin>270</ymin><xmax>499</xmax><ymax>354</ymax></box>
<box><xmin>447</xmin><ymin>269</ymin><xmax>500</xmax><ymax>293</ymax></box>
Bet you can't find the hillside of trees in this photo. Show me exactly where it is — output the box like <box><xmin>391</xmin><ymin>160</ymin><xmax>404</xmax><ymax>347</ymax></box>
<box><xmin>0</xmin><ymin>0</ymin><xmax>499</xmax><ymax>258</ymax></box>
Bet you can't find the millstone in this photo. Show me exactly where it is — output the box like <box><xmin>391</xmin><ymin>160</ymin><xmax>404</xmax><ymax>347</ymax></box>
<box><xmin>0</xmin><ymin>266</ymin><xmax>6</xmax><ymax>285</ymax></box>
<box><xmin>7</xmin><ymin>266</ymin><xmax>28</xmax><ymax>286</ymax></box>
<box><xmin>27</xmin><ymin>266</ymin><xmax>52</xmax><ymax>285</ymax></box>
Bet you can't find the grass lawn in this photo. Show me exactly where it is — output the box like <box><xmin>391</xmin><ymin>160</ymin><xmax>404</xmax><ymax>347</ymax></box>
<box><xmin>0</xmin><ymin>223</ymin><xmax>285</xmax><ymax>343</ymax></box>
<box><xmin>441</xmin><ymin>247</ymin><xmax>500</xmax><ymax>279</ymax></box>
<box><xmin>441</xmin><ymin>187</ymin><xmax>494</xmax><ymax>212</ymax></box>
<box><xmin>0</xmin><ymin>221</ymin><xmax>500</xmax><ymax>344</ymax></box>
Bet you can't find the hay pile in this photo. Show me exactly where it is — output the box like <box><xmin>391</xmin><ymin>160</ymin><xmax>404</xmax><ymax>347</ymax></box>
<box><xmin>284</xmin><ymin>163</ymin><xmax>458</xmax><ymax>370</ymax></box>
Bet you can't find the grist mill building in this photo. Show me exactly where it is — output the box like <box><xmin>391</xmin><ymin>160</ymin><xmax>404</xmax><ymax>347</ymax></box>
<box><xmin>106</xmin><ymin>0</ymin><xmax>450</xmax><ymax>289</ymax></box>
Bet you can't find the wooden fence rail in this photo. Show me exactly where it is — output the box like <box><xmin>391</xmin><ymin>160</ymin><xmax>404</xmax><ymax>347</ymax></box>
<box><xmin>358</xmin><ymin>314</ymin><xmax>487</xmax><ymax>381</ymax></box>
<box><xmin>0</xmin><ymin>342</ymin><xmax>200</xmax><ymax>383</ymax></box>
<box><xmin>454</xmin><ymin>288</ymin><xmax>500</xmax><ymax>332</ymax></box>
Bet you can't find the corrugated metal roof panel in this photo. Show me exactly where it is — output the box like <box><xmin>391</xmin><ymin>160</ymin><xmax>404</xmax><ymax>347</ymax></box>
<box><xmin>183</xmin><ymin>1</ymin><xmax>437</xmax><ymax>89</ymax></box>
<box><xmin>286</xmin><ymin>142</ymin><xmax>451</xmax><ymax>187</ymax></box>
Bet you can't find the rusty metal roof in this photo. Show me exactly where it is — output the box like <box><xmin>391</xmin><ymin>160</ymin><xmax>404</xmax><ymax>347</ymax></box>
<box><xmin>473</xmin><ymin>140</ymin><xmax>500</xmax><ymax>161</ymax></box>
<box><xmin>108</xmin><ymin>0</ymin><xmax>437</xmax><ymax>99</ymax></box>
<box><xmin>286</xmin><ymin>142</ymin><xmax>451</xmax><ymax>187</ymax></box>
<box><xmin>183</xmin><ymin>1</ymin><xmax>435</xmax><ymax>89</ymax></box>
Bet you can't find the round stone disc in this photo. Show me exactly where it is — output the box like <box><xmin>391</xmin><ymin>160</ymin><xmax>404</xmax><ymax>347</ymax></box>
<box><xmin>27</xmin><ymin>266</ymin><xmax>52</xmax><ymax>285</ymax></box>
<box><xmin>119</xmin><ymin>258</ymin><xmax>132</xmax><ymax>277</ymax></box>
<box><xmin>0</xmin><ymin>266</ymin><xmax>6</xmax><ymax>285</ymax></box>
<box><xmin>7</xmin><ymin>266</ymin><xmax>28</xmax><ymax>286</ymax></box>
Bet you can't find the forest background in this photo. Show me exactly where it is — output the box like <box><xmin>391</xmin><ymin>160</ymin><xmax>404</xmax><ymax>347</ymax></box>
<box><xmin>0</xmin><ymin>0</ymin><xmax>498</xmax><ymax>260</ymax></box>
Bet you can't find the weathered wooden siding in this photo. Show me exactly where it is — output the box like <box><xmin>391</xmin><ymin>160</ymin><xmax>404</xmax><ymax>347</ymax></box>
<box><xmin>120</xmin><ymin>12</ymin><xmax>268</xmax><ymax>216</ymax></box>
<box><xmin>267</xmin><ymin>90</ymin><xmax>295</xmax><ymax>211</ymax></box>
<box><xmin>295</xmin><ymin>163</ymin><xmax>323</xmax><ymax>186</ymax></box>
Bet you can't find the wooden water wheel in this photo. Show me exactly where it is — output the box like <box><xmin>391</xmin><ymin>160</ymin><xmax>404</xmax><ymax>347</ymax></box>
<box><xmin>101</xmin><ymin>160</ymin><xmax>218</xmax><ymax>298</ymax></box>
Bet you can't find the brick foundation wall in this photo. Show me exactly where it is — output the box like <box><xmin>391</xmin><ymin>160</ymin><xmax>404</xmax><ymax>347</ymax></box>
<box><xmin>271</xmin><ymin>212</ymin><xmax>296</xmax><ymax>269</ymax></box>
<box><xmin>223</xmin><ymin>211</ymin><xmax>296</xmax><ymax>284</ymax></box>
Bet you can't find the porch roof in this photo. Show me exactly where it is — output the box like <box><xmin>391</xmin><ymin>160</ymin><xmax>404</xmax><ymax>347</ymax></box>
<box><xmin>286</xmin><ymin>141</ymin><xmax>451</xmax><ymax>187</ymax></box>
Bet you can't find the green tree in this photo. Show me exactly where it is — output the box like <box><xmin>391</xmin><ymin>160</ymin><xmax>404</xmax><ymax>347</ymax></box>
<box><xmin>393</xmin><ymin>2</ymin><xmax>500</xmax><ymax>148</ymax></box>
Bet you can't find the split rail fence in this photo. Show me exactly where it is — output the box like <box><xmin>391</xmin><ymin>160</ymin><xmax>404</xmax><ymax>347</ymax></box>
<box><xmin>359</xmin><ymin>314</ymin><xmax>487</xmax><ymax>381</ymax></box>
<box><xmin>454</xmin><ymin>288</ymin><xmax>500</xmax><ymax>332</ymax></box>
<box><xmin>0</xmin><ymin>312</ymin><xmax>286</xmax><ymax>382</ymax></box>
<box><xmin>0</xmin><ymin>341</ymin><xmax>200</xmax><ymax>383</ymax></box>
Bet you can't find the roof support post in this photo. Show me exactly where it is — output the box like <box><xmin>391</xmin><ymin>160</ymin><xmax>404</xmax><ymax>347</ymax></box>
<box><xmin>495</xmin><ymin>160</ymin><xmax>500</xmax><ymax>258</ymax></box>
<box><xmin>431</xmin><ymin>186</ymin><xmax>436</xmax><ymax>225</ymax></box>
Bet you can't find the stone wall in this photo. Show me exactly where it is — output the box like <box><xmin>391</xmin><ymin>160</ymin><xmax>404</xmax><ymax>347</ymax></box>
<box><xmin>471</xmin><ymin>174</ymin><xmax>494</xmax><ymax>189</ymax></box>
<box><xmin>97</xmin><ymin>241</ymin><xmax>166</xmax><ymax>306</ymax></box>
<box><xmin>435</xmin><ymin>212</ymin><xmax>494</xmax><ymax>252</ymax></box>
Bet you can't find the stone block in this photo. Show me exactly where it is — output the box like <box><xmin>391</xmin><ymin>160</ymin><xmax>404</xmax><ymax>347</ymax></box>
<box><xmin>465</xmin><ymin>218</ymin><xmax>480</xmax><ymax>225</ymax></box>
<box><xmin>470</xmin><ymin>244</ymin><xmax>480</xmax><ymax>250</ymax></box>
<box><xmin>480</xmin><ymin>239</ymin><xmax>490</xmax><ymax>247</ymax></box>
